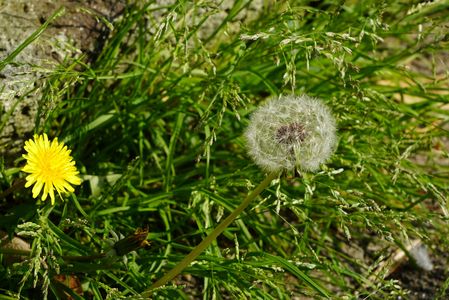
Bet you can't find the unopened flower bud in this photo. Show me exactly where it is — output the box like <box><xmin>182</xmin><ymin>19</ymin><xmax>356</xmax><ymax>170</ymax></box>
<box><xmin>112</xmin><ymin>227</ymin><xmax>150</xmax><ymax>256</ymax></box>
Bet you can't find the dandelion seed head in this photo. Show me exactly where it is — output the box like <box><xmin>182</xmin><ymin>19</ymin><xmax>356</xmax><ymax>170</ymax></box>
<box><xmin>22</xmin><ymin>133</ymin><xmax>82</xmax><ymax>204</ymax></box>
<box><xmin>245</xmin><ymin>95</ymin><xmax>337</xmax><ymax>173</ymax></box>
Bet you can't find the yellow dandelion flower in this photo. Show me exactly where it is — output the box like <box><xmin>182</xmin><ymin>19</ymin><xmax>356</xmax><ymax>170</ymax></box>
<box><xmin>22</xmin><ymin>133</ymin><xmax>82</xmax><ymax>205</ymax></box>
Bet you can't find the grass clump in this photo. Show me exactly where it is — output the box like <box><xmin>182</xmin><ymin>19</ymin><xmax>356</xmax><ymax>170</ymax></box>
<box><xmin>1</xmin><ymin>0</ymin><xmax>449</xmax><ymax>299</ymax></box>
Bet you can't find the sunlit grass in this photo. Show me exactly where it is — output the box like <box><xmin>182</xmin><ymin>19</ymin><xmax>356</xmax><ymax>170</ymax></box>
<box><xmin>1</xmin><ymin>1</ymin><xmax>449</xmax><ymax>299</ymax></box>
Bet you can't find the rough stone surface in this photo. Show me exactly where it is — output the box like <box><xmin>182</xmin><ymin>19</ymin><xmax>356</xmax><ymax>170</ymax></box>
<box><xmin>0</xmin><ymin>0</ymin><xmax>124</xmax><ymax>159</ymax></box>
<box><xmin>0</xmin><ymin>0</ymin><xmax>266</xmax><ymax>161</ymax></box>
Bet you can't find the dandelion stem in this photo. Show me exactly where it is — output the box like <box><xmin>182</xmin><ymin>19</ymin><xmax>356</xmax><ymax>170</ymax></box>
<box><xmin>145</xmin><ymin>171</ymin><xmax>279</xmax><ymax>294</ymax></box>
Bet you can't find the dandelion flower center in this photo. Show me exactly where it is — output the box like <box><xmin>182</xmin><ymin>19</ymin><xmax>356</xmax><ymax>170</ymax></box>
<box><xmin>276</xmin><ymin>122</ymin><xmax>307</xmax><ymax>145</ymax></box>
<box><xmin>22</xmin><ymin>133</ymin><xmax>82</xmax><ymax>204</ymax></box>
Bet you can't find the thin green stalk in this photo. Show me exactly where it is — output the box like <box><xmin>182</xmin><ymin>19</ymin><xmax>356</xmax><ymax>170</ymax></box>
<box><xmin>0</xmin><ymin>248</ymin><xmax>105</xmax><ymax>262</ymax></box>
<box><xmin>144</xmin><ymin>171</ymin><xmax>279</xmax><ymax>294</ymax></box>
<box><xmin>0</xmin><ymin>7</ymin><xmax>65</xmax><ymax>72</ymax></box>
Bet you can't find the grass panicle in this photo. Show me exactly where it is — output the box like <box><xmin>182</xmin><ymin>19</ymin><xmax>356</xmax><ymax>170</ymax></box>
<box><xmin>1</xmin><ymin>1</ymin><xmax>449</xmax><ymax>299</ymax></box>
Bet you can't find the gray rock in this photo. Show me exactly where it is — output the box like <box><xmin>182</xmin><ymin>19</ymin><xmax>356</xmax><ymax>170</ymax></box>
<box><xmin>0</xmin><ymin>0</ymin><xmax>123</xmax><ymax>159</ymax></box>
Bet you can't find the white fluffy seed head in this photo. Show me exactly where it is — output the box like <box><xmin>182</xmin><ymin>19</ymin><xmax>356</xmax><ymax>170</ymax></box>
<box><xmin>245</xmin><ymin>94</ymin><xmax>337</xmax><ymax>173</ymax></box>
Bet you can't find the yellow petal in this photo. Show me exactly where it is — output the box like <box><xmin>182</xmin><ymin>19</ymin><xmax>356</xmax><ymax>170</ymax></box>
<box><xmin>32</xmin><ymin>181</ymin><xmax>44</xmax><ymax>199</ymax></box>
<box><xmin>25</xmin><ymin>175</ymin><xmax>36</xmax><ymax>187</ymax></box>
<box><xmin>49</xmin><ymin>188</ymin><xmax>55</xmax><ymax>205</ymax></box>
<box><xmin>22</xmin><ymin>133</ymin><xmax>81</xmax><ymax>204</ymax></box>
<box><xmin>67</xmin><ymin>175</ymin><xmax>82</xmax><ymax>185</ymax></box>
